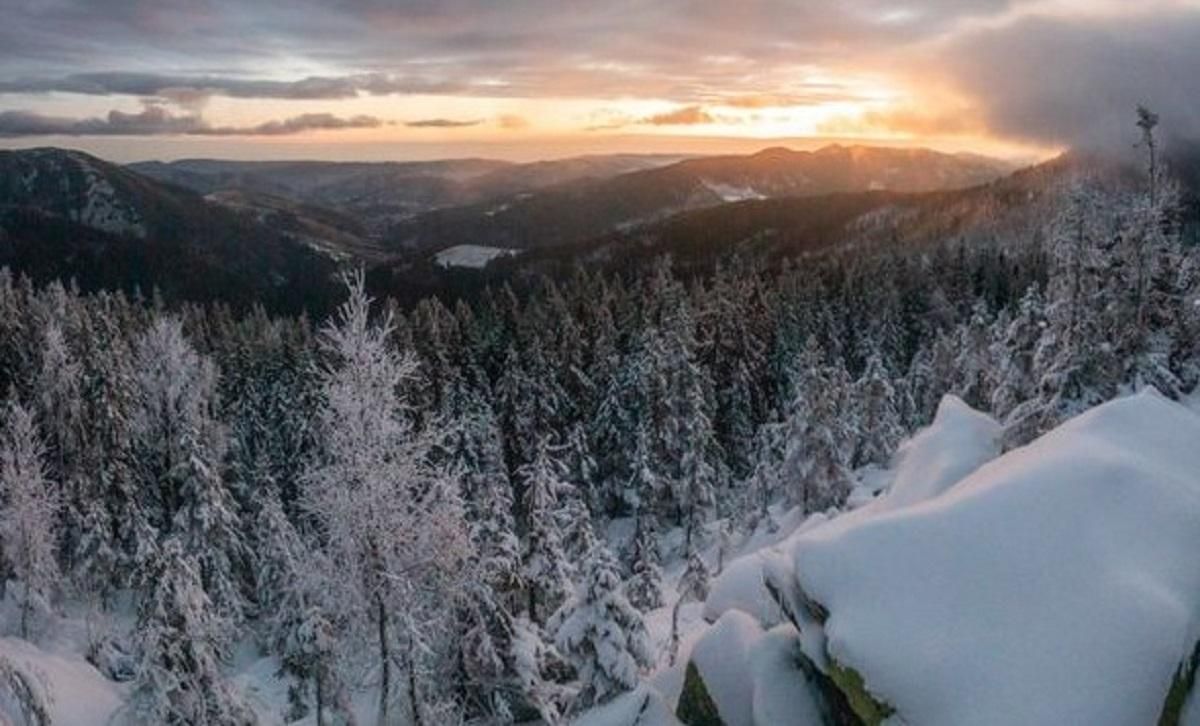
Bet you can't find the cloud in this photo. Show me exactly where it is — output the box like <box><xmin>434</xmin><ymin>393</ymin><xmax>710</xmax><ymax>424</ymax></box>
<box><xmin>935</xmin><ymin>9</ymin><xmax>1200</xmax><ymax>148</ymax></box>
<box><xmin>817</xmin><ymin>105</ymin><xmax>983</xmax><ymax>137</ymax></box>
<box><xmin>0</xmin><ymin>1</ymin><xmax>1022</xmax><ymax>106</ymax></box>
<box><xmin>0</xmin><ymin>107</ymin><xmax>387</xmax><ymax>137</ymax></box>
<box><xmin>201</xmin><ymin>113</ymin><xmax>387</xmax><ymax>136</ymax></box>
<box><xmin>496</xmin><ymin>114</ymin><xmax>529</xmax><ymax>130</ymax></box>
<box><xmin>0</xmin><ymin>71</ymin><xmax>460</xmax><ymax>102</ymax></box>
<box><xmin>403</xmin><ymin>118</ymin><xmax>483</xmax><ymax>128</ymax></box>
<box><xmin>640</xmin><ymin>106</ymin><xmax>717</xmax><ymax>126</ymax></box>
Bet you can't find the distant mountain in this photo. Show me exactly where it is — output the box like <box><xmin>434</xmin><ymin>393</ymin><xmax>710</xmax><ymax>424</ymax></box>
<box><xmin>0</xmin><ymin>148</ymin><xmax>345</xmax><ymax>312</ymax></box>
<box><xmin>386</xmin><ymin>145</ymin><xmax>1014</xmax><ymax>254</ymax></box>
<box><xmin>130</xmin><ymin>154</ymin><xmax>686</xmax><ymax>236</ymax></box>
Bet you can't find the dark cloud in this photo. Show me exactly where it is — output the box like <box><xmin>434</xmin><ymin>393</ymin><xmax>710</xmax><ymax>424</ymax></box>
<box><xmin>403</xmin><ymin>118</ymin><xmax>483</xmax><ymax>128</ymax></box>
<box><xmin>0</xmin><ymin>107</ymin><xmax>386</xmax><ymax>137</ymax></box>
<box><xmin>202</xmin><ymin>113</ymin><xmax>386</xmax><ymax>136</ymax></box>
<box><xmin>939</xmin><ymin>9</ymin><xmax>1200</xmax><ymax>148</ymax></box>
<box><xmin>0</xmin><ymin>0</ymin><xmax>1021</xmax><ymax>104</ymax></box>
<box><xmin>0</xmin><ymin>71</ymin><xmax>460</xmax><ymax>101</ymax></box>
<box><xmin>640</xmin><ymin>106</ymin><xmax>717</xmax><ymax>126</ymax></box>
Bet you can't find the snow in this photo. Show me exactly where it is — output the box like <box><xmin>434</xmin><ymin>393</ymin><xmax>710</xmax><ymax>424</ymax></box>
<box><xmin>749</xmin><ymin>625</ymin><xmax>824</xmax><ymax>726</ymax></box>
<box><xmin>573</xmin><ymin>684</ymin><xmax>682</xmax><ymax>726</ymax></box>
<box><xmin>433</xmin><ymin>244</ymin><xmax>518</xmax><ymax>269</ymax></box>
<box><xmin>881</xmin><ymin>394</ymin><xmax>1001</xmax><ymax>511</ymax></box>
<box><xmin>700</xmin><ymin>180</ymin><xmax>766</xmax><ymax>202</ymax></box>
<box><xmin>0</xmin><ymin>637</ymin><xmax>126</xmax><ymax>726</ymax></box>
<box><xmin>688</xmin><ymin>610</ymin><xmax>763</xmax><ymax>726</ymax></box>
<box><xmin>69</xmin><ymin>153</ymin><xmax>147</xmax><ymax>238</ymax></box>
<box><xmin>702</xmin><ymin>553</ymin><xmax>782</xmax><ymax>627</ymax></box>
<box><xmin>782</xmin><ymin>390</ymin><xmax>1200</xmax><ymax>726</ymax></box>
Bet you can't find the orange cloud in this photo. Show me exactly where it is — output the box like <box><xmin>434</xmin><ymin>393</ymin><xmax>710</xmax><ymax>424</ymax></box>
<box><xmin>641</xmin><ymin>105</ymin><xmax>716</xmax><ymax>126</ymax></box>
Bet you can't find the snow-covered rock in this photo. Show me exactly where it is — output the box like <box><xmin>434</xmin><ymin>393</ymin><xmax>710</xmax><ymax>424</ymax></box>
<box><xmin>748</xmin><ymin>625</ymin><xmax>825</xmax><ymax>726</ymax></box>
<box><xmin>779</xmin><ymin>390</ymin><xmax>1200</xmax><ymax>726</ymax></box>
<box><xmin>685</xmin><ymin>610</ymin><xmax>763</xmax><ymax>726</ymax></box>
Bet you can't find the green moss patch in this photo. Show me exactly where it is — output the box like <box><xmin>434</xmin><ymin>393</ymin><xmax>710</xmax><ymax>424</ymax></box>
<box><xmin>675</xmin><ymin>660</ymin><xmax>725</xmax><ymax>726</ymax></box>
<box><xmin>826</xmin><ymin>658</ymin><xmax>895</xmax><ymax>726</ymax></box>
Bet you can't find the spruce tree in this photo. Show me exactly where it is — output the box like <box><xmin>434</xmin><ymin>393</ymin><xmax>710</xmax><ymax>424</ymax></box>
<box><xmin>549</xmin><ymin>544</ymin><xmax>654</xmax><ymax>711</ymax></box>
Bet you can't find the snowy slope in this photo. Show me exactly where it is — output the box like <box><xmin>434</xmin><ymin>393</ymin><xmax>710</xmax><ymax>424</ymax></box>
<box><xmin>0</xmin><ymin>637</ymin><xmax>126</xmax><ymax>726</ymax></box>
<box><xmin>782</xmin><ymin>390</ymin><xmax>1200</xmax><ymax>726</ymax></box>
<box><xmin>434</xmin><ymin>244</ymin><xmax>519</xmax><ymax>269</ymax></box>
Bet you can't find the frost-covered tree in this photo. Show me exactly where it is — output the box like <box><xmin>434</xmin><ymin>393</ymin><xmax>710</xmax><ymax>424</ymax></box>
<box><xmin>991</xmin><ymin>284</ymin><xmax>1045</xmax><ymax>423</ymax></box>
<box><xmin>131</xmin><ymin>317</ymin><xmax>246</xmax><ymax>623</ymax></box>
<box><xmin>302</xmin><ymin>272</ymin><xmax>470</xmax><ymax>726</ymax></box>
<box><xmin>550</xmin><ymin>543</ymin><xmax>654</xmax><ymax>711</ymax></box>
<box><xmin>32</xmin><ymin>322</ymin><xmax>85</xmax><ymax>568</ymax></box>
<box><xmin>851</xmin><ymin>352</ymin><xmax>904</xmax><ymax>468</ymax></box>
<box><xmin>0</xmin><ymin>399</ymin><xmax>59</xmax><ymax>639</ymax></box>
<box><xmin>132</xmin><ymin>537</ymin><xmax>251</xmax><ymax>725</ymax></box>
<box><xmin>519</xmin><ymin>437</ymin><xmax>573</xmax><ymax>623</ymax></box>
<box><xmin>784</xmin><ymin>338</ymin><xmax>853</xmax><ymax>513</ymax></box>
<box><xmin>625</xmin><ymin>512</ymin><xmax>663</xmax><ymax>612</ymax></box>
<box><xmin>669</xmin><ymin>551</ymin><xmax>710</xmax><ymax>667</ymax></box>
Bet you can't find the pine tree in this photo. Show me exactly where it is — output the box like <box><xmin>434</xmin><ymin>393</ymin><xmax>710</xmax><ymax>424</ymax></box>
<box><xmin>784</xmin><ymin>338</ymin><xmax>853</xmax><ymax>513</ymax></box>
<box><xmin>549</xmin><ymin>543</ymin><xmax>654</xmax><ymax>711</ymax></box>
<box><xmin>0</xmin><ymin>398</ymin><xmax>60</xmax><ymax>639</ymax></box>
<box><xmin>851</xmin><ymin>352</ymin><xmax>904</xmax><ymax>468</ymax></box>
<box><xmin>625</xmin><ymin>512</ymin><xmax>664</xmax><ymax>612</ymax></box>
<box><xmin>131</xmin><ymin>317</ymin><xmax>247</xmax><ymax>623</ymax></box>
<box><xmin>519</xmin><ymin>437</ymin><xmax>573</xmax><ymax>623</ymax></box>
<box><xmin>132</xmin><ymin>537</ymin><xmax>251</xmax><ymax>725</ymax></box>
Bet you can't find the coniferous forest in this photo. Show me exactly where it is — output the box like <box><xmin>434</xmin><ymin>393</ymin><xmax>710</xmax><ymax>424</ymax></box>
<box><xmin>0</xmin><ymin>119</ymin><xmax>1197</xmax><ymax>723</ymax></box>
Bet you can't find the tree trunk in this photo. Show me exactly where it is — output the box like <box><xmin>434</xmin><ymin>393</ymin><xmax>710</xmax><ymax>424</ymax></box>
<box><xmin>377</xmin><ymin>596</ymin><xmax>390</xmax><ymax>726</ymax></box>
<box><xmin>20</xmin><ymin>580</ymin><xmax>31</xmax><ymax>639</ymax></box>
<box><xmin>408</xmin><ymin>630</ymin><xmax>423</xmax><ymax>726</ymax></box>
<box><xmin>315</xmin><ymin>659</ymin><xmax>325</xmax><ymax>726</ymax></box>
<box><xmin>669</xmin><ymin>598</ymin><xmax>683</xmax><ymax>666</ymax></box>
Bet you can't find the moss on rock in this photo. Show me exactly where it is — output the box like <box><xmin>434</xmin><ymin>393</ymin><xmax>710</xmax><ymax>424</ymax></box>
<box><xmin>676</xmin><ymin>660</ymin><xmax>725</xmax><ymax>726</ymax></box>
<box><xmin>826</xmin><ymin>658</ymin><xmax>895</xmax><ymax>726</ymax></box>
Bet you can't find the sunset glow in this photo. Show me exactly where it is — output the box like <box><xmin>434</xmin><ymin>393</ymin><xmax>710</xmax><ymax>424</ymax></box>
<box><xmin>0</xmin><ymin>0</ymin><xmax>1196</xmax><ymax>161</ymax></box>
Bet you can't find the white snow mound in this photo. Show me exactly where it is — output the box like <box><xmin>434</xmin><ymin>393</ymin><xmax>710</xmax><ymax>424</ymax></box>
<box><xmin>573</xmin><ymin>684</ymin><xmax>682</xmax><ymax>726</ymax></box>
<box><xmin>0</xmin><ymin>637</ymin><xmax>125</xmax><ymax>726</ymax></box>
<box><xmin>789</xmin><ymin>390</ymin><xmax>1200</xmax><ymax>726</ymax></box>
<box><xmin>702</xmin><ymin>554</ymin><xmax>782</xmax><ymax>627</ymax></box>
<box><xmin>883</xmin><ymin>394</ymin><xmax>1001</xmax><ymax>511</ymax></box>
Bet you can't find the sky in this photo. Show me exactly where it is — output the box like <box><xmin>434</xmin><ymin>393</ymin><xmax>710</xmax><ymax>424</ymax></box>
<box><xmin>0</xmin><ymin>0</ymin><xmax>1197</xmax><ymax>163</ymax></box>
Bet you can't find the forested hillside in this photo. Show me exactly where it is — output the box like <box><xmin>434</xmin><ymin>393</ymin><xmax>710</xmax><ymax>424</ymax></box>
<box><xmin>0</xmin><ymin>122</ymin><xmax>1196</xmax><ymax>724</ymax></box>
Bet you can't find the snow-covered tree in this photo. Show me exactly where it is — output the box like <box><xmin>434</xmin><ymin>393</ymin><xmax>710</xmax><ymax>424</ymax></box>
<box><xmin>550</xmin><ymin>543</ymin><xmax>654</xmax><ymax>712</ymax></box>
<box><xmin>851</xmin><ymin>352</ymin><xmax>904</xmax><ymax>468</ymax></box>
<box><xmin>302</xmin><ymin>272</ymin><xmax>470</xmax><ymax>726</ymax></box>
<box><xmin>783</xmin><ymin>338</ymin><xmax>853</xmax><ymax>513</ymax></box>
<box><xmin>132</xmin><ymin>537</ymin><xmax>251</xmax><ymax>725</ymax></box>
<box><xmin>625</xmin><ymin>512</ymin><xmax>664</xmax><ymax>611</ymax></box>
<box><xmin>669</xmin><ymin>551</ymin><xmax>710</xmax><ymax>666</ymax></box>
<box><xmin>0</xmin><ymin>399</ymin><xmax>59</xmax><ymax>639</ymax></box>
<box><xmin>519</xmin><ymin>437</ymin><xmax>573</xmax><ymax>623</ymax></box>
<box><xmin>131</xmin><ymin>317</ymin><xmax>247</xmax><ymax>623</ymax></box>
